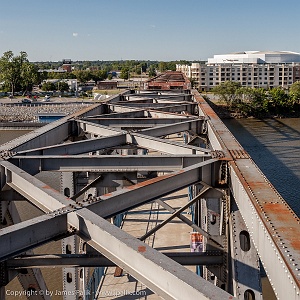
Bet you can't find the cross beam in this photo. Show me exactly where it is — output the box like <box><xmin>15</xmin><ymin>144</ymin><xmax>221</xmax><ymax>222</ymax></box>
<box><xmin>8</xmin><ymin>252</ymin><xmax>224</xmax><ymax>268</ymax></box>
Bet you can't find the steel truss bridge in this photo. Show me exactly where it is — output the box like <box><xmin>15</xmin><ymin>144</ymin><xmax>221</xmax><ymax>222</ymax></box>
<box><xmin>0</xmin><ymin>90</ymin><xmax>299</xmax><ymax>300</ymax></box>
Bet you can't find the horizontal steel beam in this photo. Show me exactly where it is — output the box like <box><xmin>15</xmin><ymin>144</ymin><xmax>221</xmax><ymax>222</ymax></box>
<box><xmin>9</xmin><ymin>155</ymin><xmax>209</xmax><ymax>174</ymax></box>
<box><xmin>108</xmin><ymin>102</ymin><xmax>195</xmax><ymax>109</ymax></box>
<box><xmin>8</xmin><ymin>252</ymin><xmax>224</xmax><ymax>268</ymax></box>
<box><xmin>84</xmin><ymin>110</ymin><xmax>145</xmax><ymax>119</ymax></box>
<box><xmin>73</xmin><ymin>208</ymin><xmax>235</xmax><ymax>300</ymax></box>
<box><xmin>124</xmin><ymin>93</ymin><xmax>191</xmax><ymax>99</ymax></box>
<box><xmin>85</xmin><ymin>109</ymin><xmax>194</xmax><ymax>120</ymax></box>
<box><xmin>82</xmin><ymin>117</ymin><xmax>193</xmax><ymax>128</ymax></box>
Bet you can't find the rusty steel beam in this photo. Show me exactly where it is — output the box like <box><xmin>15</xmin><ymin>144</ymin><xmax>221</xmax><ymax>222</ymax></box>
<box><xmin>193</xmin><ymin>90</ymin><xmax>300</xmax><ymax>299</ymax></box>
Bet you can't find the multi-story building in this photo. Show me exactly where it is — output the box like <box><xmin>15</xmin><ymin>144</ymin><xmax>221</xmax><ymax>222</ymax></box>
<box><xmin>177</xmin><ymin>51</ymin><xmax>300</xmax><ymax>91</ymax></box>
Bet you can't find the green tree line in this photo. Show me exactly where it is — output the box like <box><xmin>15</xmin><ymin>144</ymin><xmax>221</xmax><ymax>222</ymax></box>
<box><xmin>211</xmin><ymin>81</ymin><xmax>300</xmax><ymax>117</ymax></box>
<box><xmin>0</xmin><ymin>51</ymin><xmax>195</xmax><ymax>95</ymax></box>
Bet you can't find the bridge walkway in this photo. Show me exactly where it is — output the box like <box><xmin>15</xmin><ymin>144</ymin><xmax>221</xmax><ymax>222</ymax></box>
<box><xmin>97</xmin><ymin>189</ymin><xmax>194</xmax><ymax>299</ymax></box>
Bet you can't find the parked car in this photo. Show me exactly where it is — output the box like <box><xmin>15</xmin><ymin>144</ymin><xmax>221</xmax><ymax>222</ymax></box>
<box><xmin>42</xmin><ymin>95</ymin><xmax>51</xmax><ymax>102</ymax></box>
<box><xmin>22</xmin><ymin>98</ymin><xmax>32</xmax><ymax>103</ymax></box>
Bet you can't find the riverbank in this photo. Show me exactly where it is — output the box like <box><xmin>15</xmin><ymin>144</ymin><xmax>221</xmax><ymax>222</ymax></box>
<box><xmin>0</xmin><ymin>103</ymin><xmax>91</xmax><ymax>122</ymax></box>
<box><xmin>204</xmin><ymin>96</ymin><xmax>300</xmax><ymax>119</ymax></box>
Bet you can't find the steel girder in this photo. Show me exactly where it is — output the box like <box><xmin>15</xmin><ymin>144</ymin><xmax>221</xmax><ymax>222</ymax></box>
<box><xmin>14</xmin><ymin>130</ymin><xmax>209</xmax><ymax>157</ymax></box>
<box><xmin>193</xmin><ymin>90</ymin><xmax>300</xmax><ymax>299</ymax></box>
<box><xmin>7</xmin><ymin>252</ymin><xmax>224</xmax><ymax>268</ymax></box>
<box><xmin>77</xmin><ymin>117</ymin><xmax>208</xmax><ymax>140</ymax></box>
<box><xmin>9</xmin><ymin>155</ymin><xmax>209</xmax><ymax>174</ymax></box>
<box><xmin>108</xmin><ymin>102</ymin><xmax>197</xmax><ymax>114</ymax></box>
<box><xmin>73</xmin><ymin>208</ymin><xmax>235</xmax><ymax>300</ymax></box>
<box><xmin>0</xmin><ymin>158</ymin><xmax>218</xmax><ymax>221</ymax></box>
<box><xmin>16</xmin><ymin>134</ymin><xmax>127</xmax><ymax>156</ymax></box>
<box><xmin>0</xmin><ymin>162</ymin><xmax>234</xmax><ymax>300</ymax></box>
<box><xmin>0</xmin><ymin>103</ymin><xmax>104</xmax><ymax>154</ymax></box>
<box><xmin>0</xmin><ymin>213</ymin><xmax>69</xmax><ymax>261</ymax></box>
<box><xmin>229</xmin><ymin>160</ymin><xmax>300</xmax><ymax>299</ymax></box>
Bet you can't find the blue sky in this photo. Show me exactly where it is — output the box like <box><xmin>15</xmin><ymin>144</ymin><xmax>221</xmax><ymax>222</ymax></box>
<box><xmin>0</xmin><ymin>0</ymin><xmax>299</xmax><ymax>62</ymax></box>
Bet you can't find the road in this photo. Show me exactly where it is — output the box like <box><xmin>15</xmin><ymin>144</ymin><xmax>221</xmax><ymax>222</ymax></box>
<box><xmin>0</xmin><ymin>96</ymin><xmax>94</xmax><ymax>105</ymax></box>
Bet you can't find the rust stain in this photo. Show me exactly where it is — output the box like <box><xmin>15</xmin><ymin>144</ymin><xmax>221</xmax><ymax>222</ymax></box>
<box><xmin>138</xmin><ymin>246</ymin><xmax>146</xmax><ymax>253</ymax></box>
<box><xmin>103</xmin><ymin>192</ymin><xmax>112</xmax><ymax>197</ymax></box>
<box><xmin>263</xmin><ymin>203</ymin><xmax>291</xmax><ymax>221</ymax></box>
<box><xmin>125</xmin><ymin>173</ymin><xmax>177</xmax><ymax>190</ymax></box>
<box><xmin>291</xmin><ymin>240</ymin><xmax>300</xmax><ymax>250</ymax></box>
<box><xmin>277</xmin><ymin>226</ymin><xmax>300</xmax><ymax>250</ymax></box>
<box><xmin>42</xmin><ymin>185</ymin><xmax>59</xmax><ymax>193</ymax></box>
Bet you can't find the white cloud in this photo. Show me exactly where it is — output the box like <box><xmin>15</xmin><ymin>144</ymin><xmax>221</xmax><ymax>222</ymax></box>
<box><xmin>72</xmin><ymin>32</ymin><xmax>78</xmax><ymax>37</ymax></box>
<box><xmin>150</xmin><ymin>25</ymin><xmax>156</xmax><ymax>29</ymax></box>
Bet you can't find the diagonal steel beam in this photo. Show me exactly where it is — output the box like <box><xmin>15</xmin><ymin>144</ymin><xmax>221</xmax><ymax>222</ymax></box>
<box><xmin>139</xmin><ymin>186</ymin><xmax>211</xmax><ymax>241</ymax></box>
<box><xmin>15</xmin><ymin>134</ymin><xmax>126</xmax><ymax>156</ymax></box>
<box><xmin>86</xmin><ymin>159</ymin><xmax>218</xmax><ymax>218</ymax></box>
<box><xmin>77</xmin><ymin>120</ymin><xmax>124</xmax><ymax>137</ymax></box>
<box><xmin>70</xmin><ymin>175</ymin><xmax>102</xmax><ymax>200</ymax></box>
<box><xmin>139</xmin><ymin>118</ymin><xmax>206</xmax><ymax>137</ymax></box>
<box><xmin>1</xmin><ymin>161</ymin><xmax>72</xmax><ymax>212</ymax></box>
<box><xmin>0</xmin><ymin>213</ymin><xmax>69</xmax><ymax>261</ymax></box>
<box><xmin>127</xmin><ymin>133</ymin><xmax>209</xmax><ymax>155</ymax></box>
<box><xmin>155</xmin><ymin>198</ymin><xmax>223</xmax><ymax>246</ymax></box>
<box><xmin>0</xmin><ymin>103</ymin><xmax>107</xmax><ymax>154</ymax></box>
<box><xmin>72</xmin><ymin>208</ymin><xmax>236</xmax><ymax>300</ymax></box>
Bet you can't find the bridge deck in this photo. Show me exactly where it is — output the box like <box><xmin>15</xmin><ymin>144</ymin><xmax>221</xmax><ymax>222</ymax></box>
<box><xmin>98</xmin><ymin>189</ymin><xmax>194</xmax><ymax>299</ymax></box>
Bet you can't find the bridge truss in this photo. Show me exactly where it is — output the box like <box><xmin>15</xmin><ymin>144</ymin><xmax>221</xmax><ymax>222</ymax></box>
<box><xmin>0</xmin><ymin>90</ymin><xmax>299</xmax><ymax>300</ymax></box>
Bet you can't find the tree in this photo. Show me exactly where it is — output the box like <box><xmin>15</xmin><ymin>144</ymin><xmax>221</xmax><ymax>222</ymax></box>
<box><xmin>21</xmin><ymin>62</ymin><xmax>39</xmax><ymax>94</ymax></box>
<box><xmin>289</xmin><ymin>81</ymin><xmax>300</xmax><ymax>104</ymax></box>
<box><xmin>0</xmin><ymin>51</ymin><xmax>29</xmax><ymax>95</ymax></box>
<box><xmin>120</xmin><ymin>67</ymin><xmax>130</xmax><ymax>80</ymax></box>
<box><xmin>158</xmin><ymin>62</ymin><xmax>167</xmax><ymax>73</ymax></box>
<box><xmin>238</xmin><ymin>87</ymin><xmax>268</xmax><ymax>116</ymax></box>
<box><xmin>72</xmin><ymin>70</ymin><xmax>91</xmax><ymax>83</ymax></box>
<box><xmin>41</xmin><ymin>81</ymin><xmax>56</xmax><ymax>91</ymax></box>
<box><xmin>56</xmin><ymin>81</ymin><xmax>69</xmax><ymax>92</ymax></box>
<box><xmin>211</xmin><ymin>81</ymin><xmax>241</xmax><ymax>108</ymax></box>
<box><xmin>268</xmin><ymin>87</ymin><xmax>293</xmax><ymax>114</ymax></box>
<box><xmin>148</xmin><ymin>65</ymin><xmax>157</xmax><ymax>78</ymax></box>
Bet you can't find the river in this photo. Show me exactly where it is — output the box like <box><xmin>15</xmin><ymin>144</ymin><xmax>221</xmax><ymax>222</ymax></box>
<box><xmin>223</xmin><ymin>118</ymin><xmax>300</xmax><ymax>217</ymax></box>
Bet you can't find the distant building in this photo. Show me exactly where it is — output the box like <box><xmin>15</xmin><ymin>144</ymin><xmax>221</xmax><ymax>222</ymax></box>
<box><xmin>62</xmin><ymin>59</ymin><xmax>72</xmax><ymax>72</ymax></box>
<box><xmin>97</xmin><ymin>81</ymin><xmax>118</xmax><ymax>90</ymax></box>
<box><xmin>144</xmin><ymin>71</ymin><xmax>191</xmax><ymax>90</ymax></box>
<box><xmin>177</xmin><ymin>51</ymin><xmax>300</xmax><ymax>91</ymax></box>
